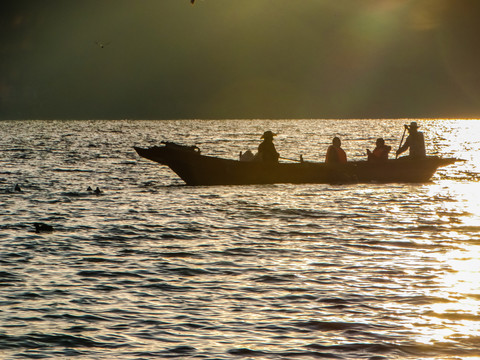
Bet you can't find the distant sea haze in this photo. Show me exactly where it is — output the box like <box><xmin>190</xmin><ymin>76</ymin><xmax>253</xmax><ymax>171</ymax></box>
<box><xmin>1</xmin><ymin>119</ymin><xmax>479</xmax><ymax>359</ymax></box>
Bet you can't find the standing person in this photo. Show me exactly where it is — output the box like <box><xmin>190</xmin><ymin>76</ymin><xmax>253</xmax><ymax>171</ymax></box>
<box><xmin>396</xmin><ymin>121</ymin><xmax>426</xmax><ymax>159</ymax></box>
<box><xmin>257</xmin><ymin>131</ymin><xmax>279</xmax><ymax>163</ymax></box>
<box><xmin>367</xmin><ymin>138</ymin><xmax>391</xmax><ymax>161</ymax></box>
<box><xmin>325</xmin><ymin>137</ymin><xmax>347</xmax><ymax>164</ymax></box>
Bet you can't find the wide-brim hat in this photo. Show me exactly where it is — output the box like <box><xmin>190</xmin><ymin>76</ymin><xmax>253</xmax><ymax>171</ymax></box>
<box><xmin>409</xmin><ymin>121</ymin><xmax>419</xmax><ymax>129</ymax></box>
<box><xmin>261</xmin><ymin>130</ymin><xmax>277</xmax><ymax>139</ymax></box>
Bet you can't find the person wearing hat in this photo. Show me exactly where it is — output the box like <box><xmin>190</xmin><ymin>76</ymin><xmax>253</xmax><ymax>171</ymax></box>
<box><xmin>395</xmin><ymin>121</ymin><xmax>426</xmax><ymax>159</ymax></box>
<box><xmin>257</xmin><ymin>131</ymin><xmax>279</xmax><ymax>163</ymax></box>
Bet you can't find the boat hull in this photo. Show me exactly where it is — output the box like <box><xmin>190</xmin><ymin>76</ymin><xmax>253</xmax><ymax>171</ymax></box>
<box><xmin>134</xmin><ymin>143</ymin><xmax>458</xmax><ymax>186</ymax></box>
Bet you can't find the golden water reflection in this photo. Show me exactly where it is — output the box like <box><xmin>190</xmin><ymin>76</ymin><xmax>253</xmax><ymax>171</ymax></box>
<box><xmin>417</xmin><ymin>177</ymin><xmax>480</xmax><ymax>347</ymax></box>
<box><xmin>427</xmin><ymin>119</ymin><xmax>480</xmax><ymax>181</ymax></box>
<box><xmin>416</xmin><ymin>120</ymin><xmax>480</xmax><ymax>348</ymax></box>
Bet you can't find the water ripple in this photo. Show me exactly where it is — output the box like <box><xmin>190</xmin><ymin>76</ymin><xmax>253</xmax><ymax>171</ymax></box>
<box><xmin>0</xmin><ymin>119</ymin><xmax>479</xmax><ymax>359</ymax></box>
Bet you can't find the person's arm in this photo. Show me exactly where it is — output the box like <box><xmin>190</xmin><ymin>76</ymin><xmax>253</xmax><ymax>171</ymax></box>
<box><xmin>271</xmin><ymin>143</ymin><xmax>280</xmax><ymax>161</ymax></box>
<box><xmin>367</xmin><ymin>149</ymin><xmax>373</xmax><ymax>161</ymax></box>
<box><xmin>325</xmin><ymin>146</ymin><xmax>333</xmax><ymax>163</ymax></box>
<box><xmin>258</xmin><ymin>142</ymin><xmax>264</xmax><ymax>153</ymax></box>
<box><xmin>396</xmin><ymin>137</ymin><xmax>410</xmax><ymax>157</ymax></box>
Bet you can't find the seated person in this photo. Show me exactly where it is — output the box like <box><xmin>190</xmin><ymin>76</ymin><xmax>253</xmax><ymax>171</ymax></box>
<box><xmin>257</xmin><ymin>131</ymin><xmax>279</xmax><ymax>163</ymax></box>
<box><xmin>367</xmin><ymin>138</ymin><xmax>391</xmax><ymax>161</ymax></box>
<box><xmin>325</xmin><ymin>137</ymin><xmax>347</xmax><ymax>164</ymax></box>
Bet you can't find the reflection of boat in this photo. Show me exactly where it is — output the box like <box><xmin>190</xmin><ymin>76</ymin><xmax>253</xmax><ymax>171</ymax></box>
<box><xmin>134</xmin><ymin>142</ymin><xmax>460</xmax><ymax>186</ymax></box>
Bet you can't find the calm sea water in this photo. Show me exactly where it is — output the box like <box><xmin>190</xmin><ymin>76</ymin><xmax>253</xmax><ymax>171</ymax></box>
<box><xmin>1</xmin><ymin>119</ymin><xmax>480</xmax><ymax>360</ymax></box>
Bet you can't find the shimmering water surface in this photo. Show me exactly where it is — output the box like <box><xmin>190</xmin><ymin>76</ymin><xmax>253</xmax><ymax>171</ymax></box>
<box><xmin>1</xmin><ymin>119</ymin><xmax>480</xmax><ymax>360</ymax></box>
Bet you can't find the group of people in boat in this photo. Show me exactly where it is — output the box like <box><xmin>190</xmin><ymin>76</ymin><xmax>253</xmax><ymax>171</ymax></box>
<box><xmin>249</xmin><ymin>121</ymin><xmax>426</xmax><ymax>164</ymax></box>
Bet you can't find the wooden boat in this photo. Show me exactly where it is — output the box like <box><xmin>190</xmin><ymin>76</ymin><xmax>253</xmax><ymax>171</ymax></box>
<box><xmin>134</xmin><ymin>142</ymin><xmax>460</xmax><ymax>186</ymax></box>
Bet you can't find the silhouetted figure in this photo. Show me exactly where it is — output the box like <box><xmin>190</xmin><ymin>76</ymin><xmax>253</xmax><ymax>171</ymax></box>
<box><xmin>14</xmin><ymin>184</ymin><xmax>22</xmax><ymax>192</ymax></box>
<box><xmin>367</xmin><ymin>138</ymin><xmax>391</xmax><ymax>161</ymax></box>
<box><xmin>396</xmin><ymin>122</ymin><xmax>426</xmax><ymax>159</ymax></box>
<box><xmin>325</xmin><ymin>137</ymin><xmax>347</xmax><ymax>164</ymax></box>
<box><xmin>257</xmin><ymin>131</ymin><xmax>279</xmax><ymax>163</ymax></box>
<box><xmin>34</xmin><ymin>223</ymin><xmax>53</xmax><ymax>233</ymax></box>
<box><xmin>94</xmin><ymin>187</ymin><xmax>102</xmax><ymax>195</ymax></box>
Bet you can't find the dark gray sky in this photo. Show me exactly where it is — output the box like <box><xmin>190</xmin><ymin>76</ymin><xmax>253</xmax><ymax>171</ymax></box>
<box><xmin>1</xmin><ymin>0</ymin><xmax>480</xmax><ymax>119</ymax></box>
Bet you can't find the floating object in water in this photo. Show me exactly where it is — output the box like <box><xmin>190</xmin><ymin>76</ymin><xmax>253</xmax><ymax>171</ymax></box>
<box><xmin>14</xmin><ymin>184</ymin><xmax>22</xmax><ymax>192</ymax></box>
<box><xmin>34</xmin><ymin>223</ymin><xmax>54</xmax><ymax>233</ymax></box>
<box><xmin>86</xmin><ymin>186</ymin><xmax>102</xmax><ymax>194</ymax></box>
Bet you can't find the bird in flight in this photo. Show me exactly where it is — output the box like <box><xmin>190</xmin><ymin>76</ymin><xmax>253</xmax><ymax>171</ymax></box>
<box><xmin>95</xmin><ymin>41</ymin><xmax>110</xmax><ymax>49</ymax></box>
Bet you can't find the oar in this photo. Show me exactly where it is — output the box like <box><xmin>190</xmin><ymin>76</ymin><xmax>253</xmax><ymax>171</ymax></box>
<box><xmin>396</xmin><ymin>125</ymin><xmax>407</xmax><ymax>159</ymax></box>
<box><xmin>280</xmin><ymin>155</ymin><xmax>304</xmax><ymax>163</ymax></box>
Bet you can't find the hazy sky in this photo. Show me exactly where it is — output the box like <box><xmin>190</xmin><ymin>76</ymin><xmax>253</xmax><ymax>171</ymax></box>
<box><xmin>1</xmin><ymin>0</ymin><xmax>480</xmax><ymax>120</ymax></box>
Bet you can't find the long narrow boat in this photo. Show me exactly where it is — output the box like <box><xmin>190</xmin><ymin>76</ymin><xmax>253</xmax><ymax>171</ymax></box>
<box><xmin>134</xmin><ymin>142</ymin><xmax>460</xmax><ymax>186</ymax></box>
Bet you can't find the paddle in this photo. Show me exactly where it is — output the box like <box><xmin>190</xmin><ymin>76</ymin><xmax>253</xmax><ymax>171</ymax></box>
<box><xmin>396</xmin><ymin>125</ymin><xmax>407</xmax><ymax>159</ymax></box>
<box><xmin>280</xmin><ymin>155</ymin><xmax>304</xmax><ymax>163</ymax></box>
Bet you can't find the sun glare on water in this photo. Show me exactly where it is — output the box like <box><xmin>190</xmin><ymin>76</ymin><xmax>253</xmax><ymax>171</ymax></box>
<box><xmin>404</xmin><ymin>120</ymin><xmax>480</xmax><ymax>350</ymax></box>
<box><xmin>427</xmin><ymin>120</ymin><xmax>480</xmax><ymax>177</ymax></box>
<box><xmin>416</xmin><ymin>248</ymin><xmax>480</xmax><ymax>345</ymax></box>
